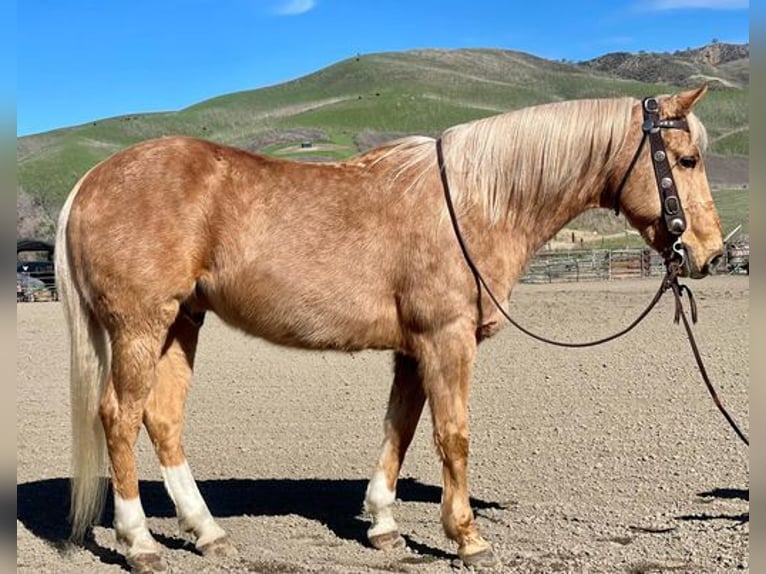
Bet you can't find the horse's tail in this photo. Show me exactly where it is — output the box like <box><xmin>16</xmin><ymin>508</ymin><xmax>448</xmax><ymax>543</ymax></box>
<box><xmin>55</xmin><ymin>170</ymin><xmax>111</xmax><ymax>543</ymax></box>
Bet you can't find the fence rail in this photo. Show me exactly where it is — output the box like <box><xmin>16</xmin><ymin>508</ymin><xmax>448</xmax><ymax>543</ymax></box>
<box><xmin>521</xmin><ymin>244</ymin><xmax>748</xmax><ymax>284</ymax></box>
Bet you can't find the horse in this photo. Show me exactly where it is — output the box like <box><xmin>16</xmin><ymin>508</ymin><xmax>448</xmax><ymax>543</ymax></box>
<box><xmin>55</xmin><ymin>85</ymin><xmax>723</xmax><ymax>572</ymax></box>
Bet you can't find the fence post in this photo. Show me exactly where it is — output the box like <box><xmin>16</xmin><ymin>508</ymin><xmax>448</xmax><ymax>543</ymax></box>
<box><xmin>607</xmin><ymin>250</ymin><xmax>612</xmax><ymax>280</ymax></box>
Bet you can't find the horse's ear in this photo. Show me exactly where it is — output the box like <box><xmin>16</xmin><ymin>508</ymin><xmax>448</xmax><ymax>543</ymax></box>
<box><xmin>664</xmin><ymin>84</ymin><xmax>708</xmax><ymax>116</ymax></box>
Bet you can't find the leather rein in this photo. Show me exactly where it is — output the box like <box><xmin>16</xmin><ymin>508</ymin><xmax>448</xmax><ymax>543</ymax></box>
<box><xmin>436</xmin><ymin>96</ymin><xmax>749</xmax><ymax>446</ymax></box>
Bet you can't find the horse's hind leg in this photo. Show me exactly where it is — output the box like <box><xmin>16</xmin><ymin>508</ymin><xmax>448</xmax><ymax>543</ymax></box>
<box><xmin>364</xmin><ymin>353</ymin><xmax>426</xmax><ymax>550</ymax></box>
<box><xmin>142</xmin><ymin>313</ymin><xmax>236</xmax><ymax>559</ymax></box>
<box><xmin>99</xmin><ymin>305</ymin><xmax>179</xmax><ymax>573</ymax></box>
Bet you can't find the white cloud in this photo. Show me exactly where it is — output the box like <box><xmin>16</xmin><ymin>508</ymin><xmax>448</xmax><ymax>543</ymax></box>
<box><xmin>274</xmin><ymin>0</ymin><xmax>316</xmax><ymax>15</ymax></box>
<box><xmin>648</xmin><ymin>0</ymin><xmax>747</xmax><ymax>10</ymax></box>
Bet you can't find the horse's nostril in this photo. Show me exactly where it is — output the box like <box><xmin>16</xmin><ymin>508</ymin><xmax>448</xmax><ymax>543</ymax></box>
<box><xmin>707</xmin><ymin>254</ymin><xmax>723</xmax><ymax>273</ymax></box>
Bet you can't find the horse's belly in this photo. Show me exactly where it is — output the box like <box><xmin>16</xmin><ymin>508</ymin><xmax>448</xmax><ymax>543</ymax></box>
<box><xmin>205</xmin><ymin>281</ymin><xmax>403</xmax><ymax>352</ymax></box>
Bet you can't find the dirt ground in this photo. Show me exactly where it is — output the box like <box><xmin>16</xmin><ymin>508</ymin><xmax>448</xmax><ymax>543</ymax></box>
<box><xmin>17</xmin><ymin>276</ymin><xmax>749</xmax><ymax>573</ymax></box>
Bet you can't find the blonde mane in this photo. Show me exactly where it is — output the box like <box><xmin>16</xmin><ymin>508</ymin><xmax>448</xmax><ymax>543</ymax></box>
<box><xmin>371</xmin><ymin>96</ymin><xmax>707</xmax><ymax>226</ymax></box>
<box><xmin>443</xmin><ymin>98</ymin><xmax>634</xmax><ymax>222</ymax></box>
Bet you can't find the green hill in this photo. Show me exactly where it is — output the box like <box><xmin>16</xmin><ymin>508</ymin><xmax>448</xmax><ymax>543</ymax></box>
<box><xmin>17</xmin><ymin>46</ymin><xmax>749</xmax><ymax>240</ymax></box>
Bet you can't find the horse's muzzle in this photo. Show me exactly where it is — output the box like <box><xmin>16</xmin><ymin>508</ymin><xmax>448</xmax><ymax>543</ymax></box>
<box><xmin>701</xmin><ymin>252</ymin><xmax>724</xmax><ymax>276</ymax></box>
<box><xmin>679</xmin><ymin>245</ymin><xmax>724</xmax><ymax>279</ymax></box>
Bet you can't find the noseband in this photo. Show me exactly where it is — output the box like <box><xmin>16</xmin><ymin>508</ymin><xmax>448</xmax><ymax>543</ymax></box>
<box><xmin>613</xmin><ymin>97</ymin><xmax>690</xmax><ymax>264</ymax></box>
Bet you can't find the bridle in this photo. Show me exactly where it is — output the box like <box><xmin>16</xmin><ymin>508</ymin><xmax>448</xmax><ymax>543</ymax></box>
<box><xmin>612</xmin><ymin>96</ymin><xmax>690</xmax><ymax>267</ymax></box>
<box><xmin>435</xmin><ymin>96</ymin><xmax>749</xmax><ymax>446</ymax></box>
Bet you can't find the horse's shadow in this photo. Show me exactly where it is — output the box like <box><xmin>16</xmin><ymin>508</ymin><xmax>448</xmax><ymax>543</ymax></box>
<box><xmin>17</xmin><ymin>476</ymin><xmax>502</xmax><ymax>565</ymax></box>
<box><xmin>675</xmin><ymin>487</ymin><xmax>750</xmax><ymax>525</ymax></box>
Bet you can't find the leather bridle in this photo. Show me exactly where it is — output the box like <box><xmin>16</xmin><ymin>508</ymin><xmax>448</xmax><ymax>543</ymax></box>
<box><xmin>612</xmin><ymin>96</ymin><xmax>690</xmax><ymax>266</ymax></box>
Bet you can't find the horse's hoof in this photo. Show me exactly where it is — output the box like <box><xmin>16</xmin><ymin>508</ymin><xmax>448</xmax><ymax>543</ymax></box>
<box><xmin>369</xmin><ymin>530</ymin><xmax>407</xmax><ymax>551</ymax></box>
<box><xmin>127</xmin><ymin>552</ymin><xmax>167</xmax><ymax>574</ymax></box>
<box><xmin>199</xmin><ymin>535</ymin><xmax>238</xmax><ymax>559</ymax></box>
<box><xmin>460</xmin><ymin>547</ymin><xmax>500</xmax><ymax>570</ymax></box>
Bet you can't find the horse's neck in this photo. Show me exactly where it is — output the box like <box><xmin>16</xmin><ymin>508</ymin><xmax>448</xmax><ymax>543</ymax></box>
<box><xmin>446</xmin><ymin>107</ymin><xmax>625</xmax><ymax>285</ymax></box>
<box><xmin>487</xmin><ymin>179</ymin><xmax>607</xmax><ymax>279</ymax></box>
<box><xmin>523</xmin><ymin>184</ymin><xmax>603</xmax><ymax>245</ymax></box>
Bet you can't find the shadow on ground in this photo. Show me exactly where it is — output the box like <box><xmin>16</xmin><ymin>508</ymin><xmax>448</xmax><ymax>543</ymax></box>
<box><xmin>17</xmin><ymin>476</ymin><xmax>503</xmax><ymax>568</ymax></box>
<box><xmin>698</xmin><ymin>487</ymin><xmax>748</xmax><ymax>502</ymax></box>
<box><xmin>674</xmin><ymin>487</ymin><xmax>750</xmax><ymax>525</ymax></box>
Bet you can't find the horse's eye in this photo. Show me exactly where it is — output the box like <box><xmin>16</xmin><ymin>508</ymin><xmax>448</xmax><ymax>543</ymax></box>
<box><xmin>679</xmin><ymin>156</ymin><xmax>698</xmax><ymax>169</ymax></box>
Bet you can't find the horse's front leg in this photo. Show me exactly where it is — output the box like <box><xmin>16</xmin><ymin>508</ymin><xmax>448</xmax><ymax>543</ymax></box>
<box><xmin>364</xmin><ymin>353</ymin><xmax>426</xmax><ymax>550</ymax></box>
<box><xmin>418</xmin><ymin>322</ymin><xmax>498</xmax><ymax>568</ymax></box>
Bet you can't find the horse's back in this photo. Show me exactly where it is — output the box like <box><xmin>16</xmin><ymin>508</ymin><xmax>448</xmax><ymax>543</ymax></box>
<box><xmin>61</xmin><ymin>136</ymin><xmax>440</xmax><ymax>350</ymax></box>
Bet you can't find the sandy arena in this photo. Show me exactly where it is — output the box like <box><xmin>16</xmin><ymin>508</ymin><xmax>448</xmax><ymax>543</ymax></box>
<box><xmin>17</xmin><ymin>276</ymin><xmax>749</xmax><ymax>573</ymax></box>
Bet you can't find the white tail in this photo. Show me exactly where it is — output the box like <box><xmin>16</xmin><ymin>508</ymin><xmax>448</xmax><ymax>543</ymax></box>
<box><xmin>55</xmin><ymin>172</ymin><xmax>112</xmax><ymax>542</ymax></box>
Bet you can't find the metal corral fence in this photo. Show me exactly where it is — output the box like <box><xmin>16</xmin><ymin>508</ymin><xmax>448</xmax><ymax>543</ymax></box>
<box><xmin>16</xmin><ymin>260</ymin><xmax>57</xmax><ymax>302</ymax></box>
<box><xmin>521</xmin><ymin>242</ymin><xmax>749</xmax><ymax>284</ymax></box>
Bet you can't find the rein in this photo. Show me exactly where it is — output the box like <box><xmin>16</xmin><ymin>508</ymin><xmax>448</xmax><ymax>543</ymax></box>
<box><xmin>664</xmin><ymin>266</ymin><xmax>749</xmax><ymax>446</ymax></box>
<box><xmin>434</xmin><ymin>98</ymin><xmax>749</xmax><ymax>446</ymax></box>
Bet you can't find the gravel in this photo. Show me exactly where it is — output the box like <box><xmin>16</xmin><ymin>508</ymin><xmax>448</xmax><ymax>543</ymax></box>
<box><xmin>17</xmin><ymin>275</ymin><xmax>749</xmax><ymax>573</ymax></box>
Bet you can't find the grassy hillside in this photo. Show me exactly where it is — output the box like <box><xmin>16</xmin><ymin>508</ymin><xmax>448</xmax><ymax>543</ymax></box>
<box><xmin>17</xmin><ymin>47</ymin><xmax>749</xmax><ymax>240</ymax></box>
<box><xmin>580</xmin><ymin>43</ymin><xmax>749</xmax><ymax>88</ymax></box>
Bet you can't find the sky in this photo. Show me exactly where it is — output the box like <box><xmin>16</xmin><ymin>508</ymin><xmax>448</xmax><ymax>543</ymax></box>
<box><xmin>16</xmin><ymin>0</ymin><xmax>749</xmax><ymax>136</ymax></box>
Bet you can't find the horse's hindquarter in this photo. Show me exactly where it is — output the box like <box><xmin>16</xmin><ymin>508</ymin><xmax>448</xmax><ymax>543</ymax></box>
<box><xmin>67</xmin><ymin>138</ymin><xmax>224</xmax><ymax>317</ymax></box>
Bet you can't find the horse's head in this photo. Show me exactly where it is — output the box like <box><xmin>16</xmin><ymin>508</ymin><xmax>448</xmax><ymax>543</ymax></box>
<box><xmin>612</xmin><ymin>85</ymin><xmax>724</xmax><ymax>278</ymax></box>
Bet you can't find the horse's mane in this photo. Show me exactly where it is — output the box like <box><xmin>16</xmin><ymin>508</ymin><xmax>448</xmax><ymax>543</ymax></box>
<box><xmin>369</xmin><ymin>96</ymin><xmax>708</xmax><ymax>225</ymax></box>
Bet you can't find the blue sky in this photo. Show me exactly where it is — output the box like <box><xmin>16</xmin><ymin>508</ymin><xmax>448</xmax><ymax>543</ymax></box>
<box><xmin>17</xmin><ymin>0</ymin><xmax>749</xmax><ymax>136</ymax></box>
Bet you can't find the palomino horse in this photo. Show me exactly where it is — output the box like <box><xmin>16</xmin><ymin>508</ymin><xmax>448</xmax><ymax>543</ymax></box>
<box><xmin>56</xmin><ymin>85</ymin><xmax>723</xmax><ymax>572</ymax></box>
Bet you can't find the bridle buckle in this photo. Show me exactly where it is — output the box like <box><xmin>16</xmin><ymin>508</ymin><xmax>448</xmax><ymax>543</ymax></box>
<box><xmin>644</xmin><ymin>97</ymin><xmax>660</xmax><ymax>113</ymax></box>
